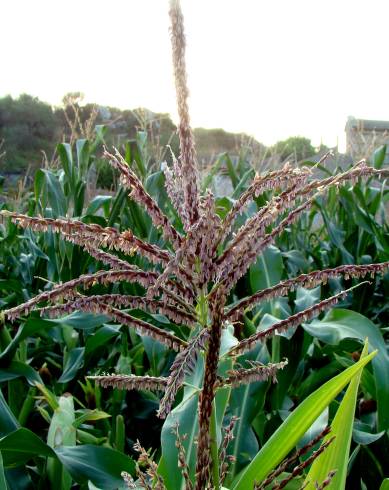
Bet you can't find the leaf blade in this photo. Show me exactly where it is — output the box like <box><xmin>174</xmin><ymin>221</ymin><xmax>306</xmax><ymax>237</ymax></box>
<box><xmin>232</xmin><ymin>350</ymin><xmax>376</xmax><ymax>490</ymax></box>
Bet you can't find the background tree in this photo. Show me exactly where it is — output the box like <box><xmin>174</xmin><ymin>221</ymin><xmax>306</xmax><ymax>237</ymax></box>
<box><xmin>272</xmin><ymin>136</ymin><xmax>316</xmax><ymax>162</ymax></box>
<box><xmin>0</xmin><ymin>94</ymin><xmax>58</xmax><ymax>170</ymax></box>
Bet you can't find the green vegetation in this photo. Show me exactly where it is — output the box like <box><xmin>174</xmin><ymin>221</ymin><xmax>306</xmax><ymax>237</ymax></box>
<box><xmin>0</xmin><ymin>93</ymin><xmax>327</xmax><ymax>180</ymax></box>
<box><xmin>0</xmin><ymin>94</ymin><xmax>59</xmax><ymax>170</ymax></box>
<box><xmin>271</xmin><ymin>136</ymin><xmax>317</xmax><ymax>162</ymax></box>
<box><xmin>0</xmin><ymin>121</ymin><xmax>388</xmax><ymax>488</ymax></box>
<box><xmin>0</xmin><ymin>1</ymin><xmax>388</xmax><ymax>488</ymax></box>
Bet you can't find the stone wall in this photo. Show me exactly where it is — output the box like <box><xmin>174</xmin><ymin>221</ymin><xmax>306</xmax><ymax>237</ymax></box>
<box><xmin>345</xmin><ymin>117</ymin><xmax>389</xmax><ymax>161</ymax></box>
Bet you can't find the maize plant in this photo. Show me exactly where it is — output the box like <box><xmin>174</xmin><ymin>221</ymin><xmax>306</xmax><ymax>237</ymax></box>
<box><xmin>1</xmin><ymin>1</ymin><xmax>389</xmax><ymax>488</ymax></box>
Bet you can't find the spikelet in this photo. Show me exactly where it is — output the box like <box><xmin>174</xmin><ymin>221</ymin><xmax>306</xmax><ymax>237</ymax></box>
<box><xmin>47</xmin><ymin>301</ymin><xmax>187</xmax><ymax>351</ymax></box>
<box><xmin>2</xmin><ymin>1</ymin><xmax>389</xmax><ymax>488</ymax></box>
<box><xmin>222</xmin><ymin>360</ymin><xmax>288</xmax><ymax>387</ymax></box>
<box><xmin>3</xmin><ymin>269</ymin><xmax>156</xmax><ymax>322</ymax></box>
<box><xmin>256</xmin><ymin>427</ymin><xmax>331</xmax><ymax>489</ymax></box>
<box><xmin>219</xmin><ymin>168</ymin><xmax>311</xmax><ymax>261</ymax></box>
<box><xmin>214</xmin><ymin>163</ymin><xmax>387</xmax><ymax>291</ymax></box>
<box><xmin>229</xmin><ymin>284</ymin><xmax>364</xmax><ymax>356</ymax></box>
<box><xmin>172</xmin><ymin>424</ymin><xmax>193</xmax><ymax>490</ymax></box>
<box><xmin>169</xmin><ymin>0</ymin><xmax>200</xmax><ymax>229</ymax></box>
<box><xmin>88</xmin><ymin>374</ymin><xmax>168</xmax><ymax>392</ymax></box>
<box><xmin>133</xmin><ymin>440</ymin><xmax>166</xmax><ymax>490</ymax></box>
<box><xmin>157</xmin><ymin>328</ymin><xmax>210</xmax><ymax>418</ymax></box>
<box><xmin>82</xmin><ymin>245</ymin><xmax>135</xmax><ymax>270</ymax></box>
<box><xmin>211</xmin><ymin>198</ymin><xmax>314</xmax><ymax>296</ymax></box>
<box><xmin>269</xmin><ymin>437</ymin><xmax>335</xmax><ymax>490</ymax></box>
<box><xmin>226</xmin><ymin>262</ymin><xmax>389</xmax><ymax>321</ymax></box>
<box><xmin>40</xmin><ymin>294</ymin><xmax>197</xmax><ymax>327</ymax></box>
<box><xmin>219</xmin><ymin>416</ymin><xmax>239</xmax><ymax>484</ymax></box>
<box><xmin>217</xmin><ymin>163</ymin><xmax>312</xmax><ymax>246</ymax></box>
<box><xmin>163</xmin><ymin>150</ymin><xmax>186</xmax><ymax>222</ymax></box>
<box><xmin>197</xmin><ymin>192</ymin><xmax>222</xmax><ymax>286</ymax></box>
<box><xmin>3</xmin><ymin>265</ymin><xmax>198</xmax><ymax>323</ymax></box>
<box><xmin>104</xmin><ymin>148</ymin><xmax>182</xmax><ymax>249</ymax></box>
<box><xmin>121</xmin><ymin>471</ymin><xmax>137</xmax><ymax>489</ymax></box>
<box><xmin>148</xmin><ymin>191</ymin><xmax>220</xmax><ymax>296</ymax></box>
<box><xmin>314</xmin><ymin>470</ymin><xmax>337</xmax><ymax>489</ymax></box>
<box><xmin>0</xmin><ymin>211</ymin><xmax>171</xmax><ymax>265</ymax></box>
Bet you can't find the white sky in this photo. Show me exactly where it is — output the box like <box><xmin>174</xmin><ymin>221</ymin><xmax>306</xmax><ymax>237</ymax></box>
<box><xmin>1</xmin><ymin>0</ymin><xmax>389</xmax><ymax>151</ymax></box>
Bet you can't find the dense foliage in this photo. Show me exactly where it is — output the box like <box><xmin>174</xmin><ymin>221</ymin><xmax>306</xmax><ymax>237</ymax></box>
<box><xmin>0</xmin><ymin>94</ymin><xmax>59</xmax><ymax>171</ymax></box>
<box><xmin>1</xmin><ymin>120</ymin><xmax>389</xmax><ymax>490</ymax></box>
<box><xmin>0</xmin><ymin>94</ymin><xmax>327</xmax><ymax>179</ymax></box>
<box><xmin>0</xmin><ymin>2</ymin><xmax>389</xmax><ymax>489</ymax></box>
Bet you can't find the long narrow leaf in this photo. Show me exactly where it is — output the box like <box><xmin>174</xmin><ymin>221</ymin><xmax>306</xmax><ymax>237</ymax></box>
<box><xmin>380</xmin><ymin>479</ymin><xmax>389</xmax><ymax>490</ymax></box>
<box><xmin>232</xmin><ymin>349</ymin><xmax>376</xmax><ymax>490</ymax></box>
<box><xmin>303</xmin><ymin>309</ymin><xmax>389</xmax><ymax>430</ymax></box>
<box><xmin>303</xmin><ymin>341</ymin><xmax>369</xmax><ymax>489</ymax></box>
<box><xmin>0</xmin><ymin>452</ymin><xmax>6</xmax><ymax>490</ymax></box>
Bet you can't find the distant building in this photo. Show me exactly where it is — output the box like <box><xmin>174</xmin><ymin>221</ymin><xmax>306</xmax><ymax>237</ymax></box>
<box><xmin>345</xmin><ymin>116</ymin><xmax>389</xmax><ymax>162</ymax></box>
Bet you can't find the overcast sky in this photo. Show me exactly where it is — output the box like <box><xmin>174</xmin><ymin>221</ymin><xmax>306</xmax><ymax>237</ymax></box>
<box><xmin>1</xmin><ymin>0</ymin><xmax>389</xmax><ymax>150</ymax></box>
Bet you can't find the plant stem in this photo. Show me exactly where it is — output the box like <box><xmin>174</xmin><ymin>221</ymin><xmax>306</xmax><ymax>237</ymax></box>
<box><xmin>210</xmin><ymin>401</ymin><xmax>220</xmax><ymax>490</ymax></box>
<box><xmin>195</xmin><ymin>288</ymin><xmax>225</xmax><ymax>490</ymax></box>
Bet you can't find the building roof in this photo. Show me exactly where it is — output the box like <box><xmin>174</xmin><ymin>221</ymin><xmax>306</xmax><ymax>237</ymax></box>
<box><xmin>346</xmin><ymin>117</ymin><xmax>389</xmax><ymax>132</ymax></box>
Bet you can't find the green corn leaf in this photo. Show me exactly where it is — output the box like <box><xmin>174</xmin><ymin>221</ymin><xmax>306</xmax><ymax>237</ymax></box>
<box><xmin>0</xmin><ymin>428</ymin><xmax>56</xmax><ymax>467</ymax></box>
<box><xmin>0</xmin><ymin>361</ymin><xmax>42</xmax><ymax>385</ymax></box>
<box><xmin>380</xmin><ymin>479</ymin><xmax>389</xmax><ymax>490</ymax></box>
<box><xmin>84</xmin><ymin>324</ymin><xmax>121</xmax><ymax>363</ymax></box>
<box><xmin>59</xmin><ymin>347</ymin><xmax>85</xmax><ymax>383</ymax></box>
<box><xmin>57</xmin><ymin>143</ymin><xmax>75</xmax><ymax>189</ymax></box>
<box><xmin>107</xmin><ymin>187</ymin><xmax>127</xmax><ymax>227</ymax></box>
<box><xmin>33</xmin><ymin>168</ymin><xmax>46</xmax><ymax>205</ymax></box>
<box><xmin>224</xmin><ymin>154</ymin><xmax>239</xmax><ymax>188</ymax></box>
<box><xmin>303</xmin><ymin>341</ymin><xmax>369</xmax><ymax>489</ymax></box>
<box><xmin>0</xmin><ymin>428</ymin><xmax>134</xmax><ymax>490</ymax></box>
<box><xmin>125</xmin><ymin>140</ymin><xmax>146</xmax><ymax>179</ymax></box>
<box><xmin>73</xmin><ymin>409</ymin><xmax>111</xmax><ymax>428</ymax></box>
<box><xmin>145</xmin><ymin>170</ymin><xmax>168</xmax><ymax>209</ymax></box>
<box><xmin>201</xmin><ymin>152</ymin><xmax>226</xmax><ymax>191</ymax></box>
<box><xmin>76</xmin><ymin>429</ymin><xmax>106</xmax><ymax>446</ymax></box>
<box><xmin>86</xmin><ymin>195</ymin><xmax>112</xmax><ymax>216</ymax></box>
<box><xmin>232</xmin><ymin>347</ymin><xmax>376</xmax><ymax>490</ymax></box>
<box><xmin>249</xmin><ymin>246</ymin><xmax>283</xmax><ymax>296</ymax></box>
<box><xmin>0</xmin><ymin>390</ymin><xmax>19</xmax><ymax>437</ymax></box>
<box><xmin>74</xmin><ymin>180</ymin><xmax>86</xmax><ymax>217</ymax></box>
<box><xmin>0</xmin><ymin>452</ymin><xmax>7</xmax><ymax>490</ymax></box>
<box><xmin>50</xmin><ymin>312</ymin><xmax>108</xmax><ymax>330</ymax></box>
<box><xmin>231</xmin><ymin>168</ymin><xmax>255</xmax><ymax>199</ymax></box>
<box><xmin>47</xmin><ymin>395</ymin><xmax>76</xmax><ymax>448</ymax></box>
<box><xmin>47</xmin><ymin>394</ymin><xmax>76</xmax><ymax>490</ymax></box>
<box><xmin>55</xmin><ymin>445</ymin><xmax>135</xmax><ymax>489</ymax></box>
<box><xmin>35</xmin><ymin>383</ymin><xmax>59</xmax><ymax>411</ymax></box>
<box><xmin>76</xmin><ymin>139</ymin><xmax>90</xmax><ymax>179</ymax></box>
<box><xmin>224</xmin><ymin>344</ymin><xmax>270</xmax><ymax>485</ymax></box>
<box><xmin>0</xmin><ymin>319</ymin><xmax>59</xmax><ymax>365</ymax></box>
<box><xmin>41</xmin><ymin>169</ymin><xmax>67</xmax><ymax>217</ymax></box>
<box><xmin>372</xmin><ymin>145</ymin><xmax>386</xmax><ymax>169</ymax></box>
<box><xmin>303</xmin><ymin>309</ymin><xmax>389</xmax><ymax>430</ymax></box>
<box><xmin>158</xmin><ymin>389</ymin><xmax>199</xmax><ymax>490</ymax></box>
<box><xmin>3</xmin><ymin>467</ymin><xmax>33</xmax><ymax>490</ymax></box>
